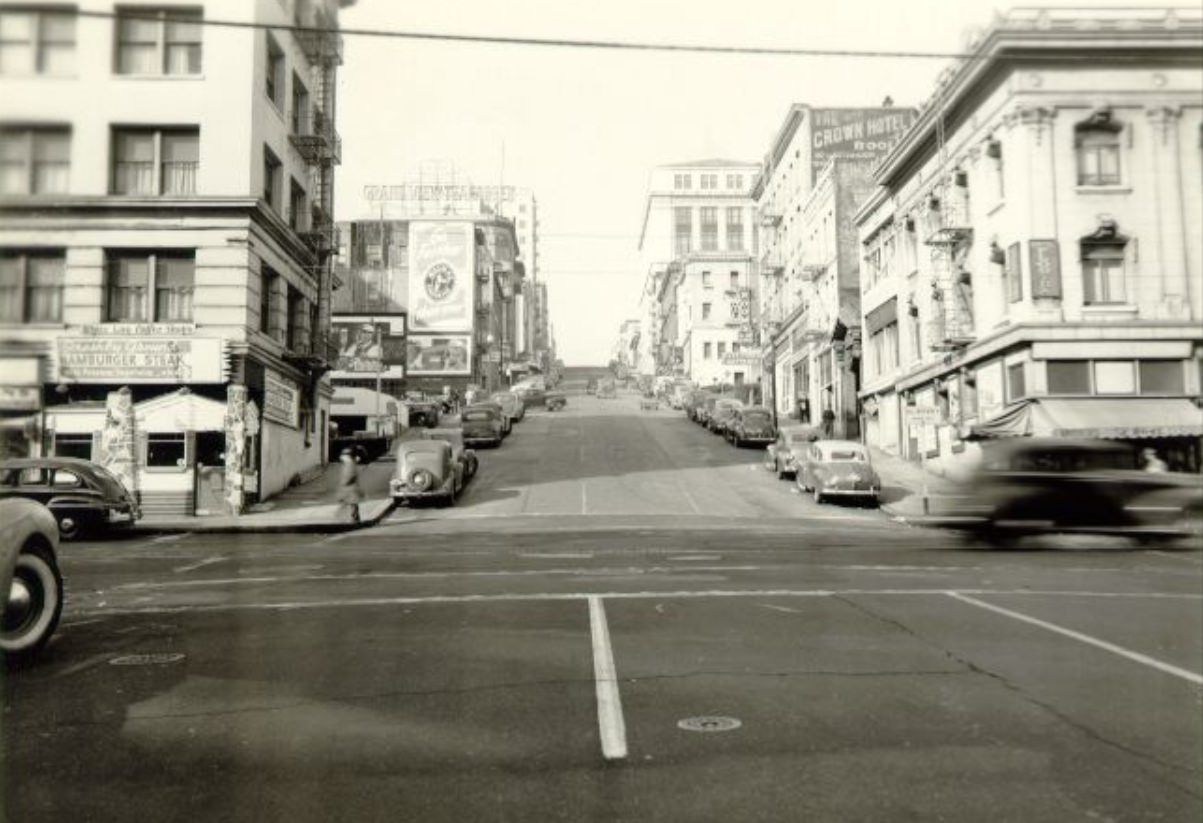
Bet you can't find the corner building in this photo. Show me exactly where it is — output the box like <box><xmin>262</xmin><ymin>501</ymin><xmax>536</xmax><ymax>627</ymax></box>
<box><xmin>856</xmin><ymin>7</ymin><xmax>1203</xmax><ymax>473</ymax></box>
<box><xmin>0</xmin><ymin>0</ymin><xmax>351</xmax><ymax>515</ymax></box>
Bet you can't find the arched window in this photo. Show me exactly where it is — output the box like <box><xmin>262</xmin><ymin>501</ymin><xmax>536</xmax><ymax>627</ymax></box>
<box><xmin>1075</xmin><ymin>108</ymin><xmax>1123</xmax><ymax>186</ymax></box>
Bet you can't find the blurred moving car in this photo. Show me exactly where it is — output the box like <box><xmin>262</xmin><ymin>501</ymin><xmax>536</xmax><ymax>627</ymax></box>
<box><xmin>490</xmin><ymin>392</ymin><xmax>524</xmax><ymax>425</ymax></box>
<box><xmin>764</xmin><ymin>425</ymin><xmax>822</xmax><ymax>478</ymax></box>
<box><xmin>727</xmin><ymin>406</ymin><xmax>776</xmax><ymax>447</ymax></box>
<box><xmin>390</xmin><ymin>438</ymin><xmax>465</xmax><ymax>506</ymax></box>
<box><xmin>421</xmin><ymin>428</ymin><xmax>478</xmax><ymax>484</ymax></box>
<box><xmin>796</xmin><ymin>440</ymin><xmax>881</xmax><ymax>505</ymax></box>
<box><xmin>0</xmin><ymin>457</ymin><xmax>140</xmax><ymax>540</ymax></box>
<box><xmin>1</xmin><ymin>498</ymin><xmax>64</xmax><ymax>665</ymax></box>
<box><xmin>954</xmin><ymin>438</ymin><xmax>1203</xmax><ymax>547</ymax></box>
<box><xmin>460</xmin><ymin>405</ymin><xmax>504</xmax><ymax>448</ymax></box>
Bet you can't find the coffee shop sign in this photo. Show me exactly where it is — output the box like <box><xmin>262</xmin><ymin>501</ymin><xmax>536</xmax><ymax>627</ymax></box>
<box><xmin>364</xmin><ymin>184</ymin><xmax>516</xmax><ymax>203</ymax></box>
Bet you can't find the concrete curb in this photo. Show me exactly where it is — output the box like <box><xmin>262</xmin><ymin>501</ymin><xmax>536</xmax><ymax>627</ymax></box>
<box><xmin>129</xmin><ymin>501</ymin><xmax>397</xmax><ymax>536</ymax></box>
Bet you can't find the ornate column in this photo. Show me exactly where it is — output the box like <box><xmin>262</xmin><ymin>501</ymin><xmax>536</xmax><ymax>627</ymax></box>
<box><xmin>223</xmin><ymin>385</ymin><xmax>248</xmax><ymax>516</ymax></box>
<box><xmin>1146</xmin><ymin>105</ymin><xmax>1189</xmax><ymax>318</ymax></box>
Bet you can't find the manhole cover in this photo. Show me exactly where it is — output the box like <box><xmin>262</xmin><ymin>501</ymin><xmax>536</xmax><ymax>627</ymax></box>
<box><xmin>108</xmin><ymin>653</ymin><xmax>185</xmax><ymax>666</ymax></box>
<box><xmin>678</xmin><ymin>716</ymin><xmax>742</xmax><ymax>733</ymax></box>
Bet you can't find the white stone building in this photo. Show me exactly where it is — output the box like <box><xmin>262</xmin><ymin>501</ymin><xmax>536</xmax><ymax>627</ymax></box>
<box><xmin>0</xmin><ymin>0</ymin><xmax>351</xmax><ymax>515</ymax></box>
<box><xmin>856</xmin><ymin>7</ymin><xmax>1203</xmax><ymax>474</ymax></box>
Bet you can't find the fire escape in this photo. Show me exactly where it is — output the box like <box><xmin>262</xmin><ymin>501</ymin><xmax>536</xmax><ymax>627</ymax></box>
<box><xmin>924</xmin><ymin>172</ymin><xmax>975</xmax><ymax>350</ymax></box>
<box><xmin>285</xmin><ymin>10</ymin><xmax>343</xmax><ymax>373</ymax></box>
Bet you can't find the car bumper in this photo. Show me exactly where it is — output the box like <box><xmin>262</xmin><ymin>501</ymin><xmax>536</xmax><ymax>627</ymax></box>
<box><xmin>820</xmin><ymin>488</ymin><xmax>879</xmax><ymax>500</ymax></box>
<box><xmin>740</xmin><ymin>435</ymin><xmax>775</xmax><ymax>444</ymax></box>
<box><xmin>463</xmin><ymin>434</ymin><xmax>501</xmax><ymax>445</ymax></box>
<box><xmin>391</xmin><ymin>478</ymin><xmax>454</xmax><ymax>500</ymax></box>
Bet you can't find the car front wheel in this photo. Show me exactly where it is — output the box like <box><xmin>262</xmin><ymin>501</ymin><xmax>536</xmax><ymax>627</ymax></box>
<box><xmin>1</xmin><ymin>541</ymin><xmax>63</xmax><ymax>666</ymax></box>
<box><xmin>56</xmin><ymin>514</ymin><xmax>86</xmax><ymax>541</ymax></box>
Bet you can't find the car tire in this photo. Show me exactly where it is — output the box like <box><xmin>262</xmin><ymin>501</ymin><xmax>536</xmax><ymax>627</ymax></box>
<box><xmin>1</xmin><ymin>540</ymin><xmax>64</xmax><ymax>666</ymax></box>
<box><xmin>56</xmin><ymin>514</ymin><xmax>85</xmax><ymax>541</ymax></box>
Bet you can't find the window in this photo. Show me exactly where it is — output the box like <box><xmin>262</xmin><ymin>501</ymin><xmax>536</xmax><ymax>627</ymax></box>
<box><xmin>0</xmin><ymin>8</ymin><xmax>74</xmax><ymax>75</ymax></box>
<box><xmin>726</xmin><ymin>208</ymin><xmax>744</xmax><ymax>251</ymax></box>
<box><xmin>868</xmin><ymin>322</ymin><xmax>900</xmax><ymax>378</ymax></box>
<box><xmin>701</xmin><ymin>271</ymin><xmax>711</xmax><ymax>289</ymax></box>
<box><xmin>1007</xmin><ymin>362</ymin><xmax>1026</xmax><ymax>401</ymax></box>
<box><xmin>700</xmin><ymin>174</ymin><xmax>717</xmax><ymax>190</ymax></box>
<box><xmin>1046</xmin><ymin>360</ymin><xmax>1090</xmax><ymax>395</ymax></box>
<box><xmin>0</xmin><ymin>251</ymin><xmax>64</xmax><ymax>323</ymax></box>
<box><xmin>1081</xmin><ymin>240</ymin><xmax>1126</xmax><ymax>305</ymax></box>
<box><xmin>699</xmin><ymin>207</ymin><xmax>718</xmax><ymax>251</ymax></box>
<box><xmin>1139</xmin><ymin>360</ymin><xmax>1184</xmax><ymax>395</ymax></box>
<box><xmin>53</xmin><ymin>434</ymin><xmax>92</xmax><ymax>460</ymax></box>
<box><xmin>0</xmin><ymin>127</ymin><xmax>69</xmax><ymax>194</ymax></box>
<box><xmin>729</xmin><ymin>271</ymin><xmax>739</xmax><ymax>290</ymax></box>
<box><xmin>1075</xmin><ymin>113</ymin><xmax>1122</xmax><ymax>186</ymax></box>
<box><xmin>717</xmin><ymin>342</ymin><xmax>727</xmax><ymax>357</ymax></box>
<box><xmin>673</xmin><ymin>173</ymin><xmax>691</xmax><ymax>190</ymax></box>
<box><xmin>263</xmin><ymin>146</ymin><xmax>281</xmax><ymax>210</ymax></box>
<box><xmin>265</xmin><ymin>33</ymin><xmax>284</xmax><ymax>106</ymax></box>
<box><xmin>116</xmin><ymin>7</ymin><xmax>202</xmax><ymax>75</ymax></box>
<box><xmin>286</xmin><ymin>285</ymin><xmax>306</xmax><ymax>351</ymax></box>
<box><xmin>1094</xmin><ymin>361</ymin><xmax>1135</xmax><ymax>395</ymax></box>
<box><xmin>701</xmin><ymin>302</ymin><xmax>711</xmax><ymax>320</ymax></box>
<box><xmin>727</xmin><ymin>174</ymin><xmax>742</xmax><ymax>189</ymax></box>
<box><xmin>732</xmin><ymin>342</ymin><xmax>740</xmax><ymax>354</ymax></box>
<box><xmin>289</xmin><ymin>178</ymin><xmax>306</xmax><ymax>231</ymax></box>
<box><xmin>146</xmin><ymin>433</ymin><xmax>186</xmax><ymax>468</ymax></box>
<box><xmin>703</xmin><ymin>342</ymin><xmax>712</xmax><ymax>359</ymax></box>
<box><xmin>112</xmin><ymin>128</ymin><xmax>198</xmax><ymax>195</ymax></box>
<box><xmin>260</xmin><ymin>266</ymin><xmax>277</xmax><ymax>335</ymax></box>
<box><xmin>673</xmin><ymin>207</ymin><xmax>691</xmax><ymax>256</ymax></box>
<box><xmin>291</xmin><ymin>73</ymin><xmax>308</xmax><ymax>134</ymax></box>
<box><xmin>105</xmin><ymin>251</ymin><xmax>194</xmax><ymax>322</ymax></box>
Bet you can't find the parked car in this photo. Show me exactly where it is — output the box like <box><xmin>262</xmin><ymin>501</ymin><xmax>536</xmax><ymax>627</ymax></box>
<box><xmin>953</xmin><ymin>438</ymin><xmax>1203</xmax><ymax>547</ymax></box>
<box><xmin>0</xmin><ymin>457</ymin><xmax>141</xmax><ymax>540</ymax></box>
<box><xmin>490</xmin><ymin>392</ymin><xmax>525</xmax><ymax>424</ymax></box>
<box><xmin>470</xmin><ymin>400</ymin><xmax>512</xmax><ymax>437</ymax></box>
<box><xmin>546</xmin><ymin>392</ymin><xmax>568</xmax><ymax>411</ymax></box>
<box><xmin>420</xmin><ymin>428</ymin><xmax>478</xmax><ymax>484</ymax></box>
<box><xmin>515</xmin><ymin>385</ymin><xmax>548</xmax><ymax>408</ymax></box>
<box><xmin>390</xmin><ymin>439</ymin><xmax>465</xmax><ymax>506</ymax></box>
<box><xmin>726</xmin><ymin>406</ymin><xmax>776</xmax><ymax>447</ymax></box>
<box><xmin>684</xmin><ymin>390</ymin><xmax>713</xmax><ymax>422</ymax></box>
<box><xmin>403</xmin><ymin>393</ymin><xmax>441</xmax><ymax>428</ymax></box>
<box><xmin>796</xmin><ymin>440</ymin><xmax>881</xmax><ymax>505</ymax></box>
<box><xmin>708</xmin><ymin>399</ymin><xmax>744</xmax><ymax>435</ymax></box>
<box><xmin>1</xmin><ymin>498</ymin><xmax>64</xmax><ymax>665</ymax></box>
<box><xmin>460</xmin><ymin>405</ymin><xmax>504</xmax><ymax>448</ymax></box>
<box><xmin>764</xmin><ymin>425</ymin><xmax>823</xmax><ymax>479</ymax></box>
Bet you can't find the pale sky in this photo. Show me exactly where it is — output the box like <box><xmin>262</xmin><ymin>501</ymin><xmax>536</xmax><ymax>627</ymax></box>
<box><xmin>333</xmin><ymin>0</ymin><xmax>1147</xmax><ymax>365</ymax></box>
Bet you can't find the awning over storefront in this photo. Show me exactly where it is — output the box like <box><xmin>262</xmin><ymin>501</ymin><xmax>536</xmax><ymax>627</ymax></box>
<box><xmin>44</xmin><ymin>390</ymin><xmax>227</xmax><ymax>434</ymax></box>
<box><xmin>968</xmin><ymin>397</ymin><xmax>1203</xmax><ymax>440</ymax></box>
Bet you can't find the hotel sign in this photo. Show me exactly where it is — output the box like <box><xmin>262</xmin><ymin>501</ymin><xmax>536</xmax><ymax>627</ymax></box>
<box><xmin>810</xmin><ymin>108</ymin><xmax>917</xmax><ymax>182</ymax></box>
<box><xmin>56</xmin><ymin>335</ymin><xmax>225</xmax><ymax>383</ymax></box>
<box><xmin>1029</xmin><ymin>239</ymin><xmax>1062</xmax><ymax>299</ymax></box>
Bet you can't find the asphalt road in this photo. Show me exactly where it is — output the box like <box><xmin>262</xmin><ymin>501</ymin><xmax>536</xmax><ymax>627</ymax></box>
<box><xmin>5</xmin><ymin>386</ymin><xmax>1202</xmax><ymax>822</ymax></box>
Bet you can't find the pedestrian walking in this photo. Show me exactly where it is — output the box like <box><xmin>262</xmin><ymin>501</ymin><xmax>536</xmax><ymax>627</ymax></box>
<box><xmin>337</xmin><ymin>447</ymin><xmax>363</xmax><ymax>523</ymax></box>
<box><xmin>1141</xmin><ymin>447</ymin><xmax>1168</xmax><ymax>473</ymax></box>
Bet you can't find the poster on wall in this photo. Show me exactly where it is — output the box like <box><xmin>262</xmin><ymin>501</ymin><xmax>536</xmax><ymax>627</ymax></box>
<box><xmin>406</xmin><ymin>334</ymin><xmax>471</xmax><ymax>376</ymax></box>
<box><xmin>408</xmin><ymin>221</ymin><xmax>474</xmax><ymax>332</ymax></box>
<box><xmin>330</xmin><ymin>317</ymin><xmax>406</xmax><ymax>379</ymax></box>
<box><xmin>263</xmin><ymin>370</ymin><xmax>300</xmax><ymax>428</ymax></box>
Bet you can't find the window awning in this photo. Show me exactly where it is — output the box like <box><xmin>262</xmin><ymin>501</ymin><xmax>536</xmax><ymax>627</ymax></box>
<box><xmin>968</xmin><ymin>397</ymin><xmax>1203</xmax><ymax>441</ymax></box>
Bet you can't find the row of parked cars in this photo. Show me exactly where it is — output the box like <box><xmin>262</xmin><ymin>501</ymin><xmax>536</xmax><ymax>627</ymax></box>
<box><xmin>389</xmin><ymin>382</ymin><xmax>564</xmax><ymax>507</ymax></box>
<box><xmin>684</xmin><ymin>391</ymin><xmax>883</xmax><ymax>505</ymax></box>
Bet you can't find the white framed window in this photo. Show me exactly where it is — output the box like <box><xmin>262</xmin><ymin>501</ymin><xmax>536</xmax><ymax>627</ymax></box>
<box><xmin>265</xmin><ymin>32</ymin><xmax>284</xmax><ymax>106</ymax></box>
<box><xmin>0</xmin><ymin>8</ymin><xmax>75</xmax><ymax>75</ymax></box>
<box><xmin>115</xmin><ymin>7</ymin><xmax>202</xmax><ymax>75</ymax></box>
<box><xmin>105</xmin><ymin>250</ymin><xmax>194</xmax><ymax>322</ymax></box>
<box><xmin>112</xmin><ymin>127</ymin><xmax>198</xmax><ymax>195</ymax></box>
<box><xmin>673</xmin><ymin>173</ymin><xmax>691</xmax><ymax>190</ymax></box>
<box><xmin>726</xmin><ymin>174</ymin><xmax>742</xmax><ymax>189</ymax></box>
<box><xmin>1074</xmin><ymin>111</ymin><xmax>1122</xmax><ymax>187</ymax></box>
<box><xmin>701</xmin><ymin>302</ymin><xmax>711</xmax><ymax>320</ymax></box>
<box><xmin>0</xmin><ymin>250</ymin><xmax>65</xmax><ymax>323</ymax></box>
<box><xmin>1081</xmin><ymin>243</ymin><xmax>1126</xmax><ymax>305</ymax></box>
<box><xmin>0</xmin><ymin>126</ymin><xmax>69</xmax><ymax>194</ymax></box>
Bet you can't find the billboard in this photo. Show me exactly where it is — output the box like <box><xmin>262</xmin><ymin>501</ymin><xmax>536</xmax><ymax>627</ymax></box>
<box><xmin>810</xmin><ymin>108</ymin><xmax>917</xmax><ymax>181</ymax></box>
<box><xmin>330</xmin><ymin>317</ymin><xmax>406</xmax><ymax>379</ymax></box>
<box><xmin>408</xmin><ymin>221</ymin><xmax>474</xmax><ymax>332</ymax></box>
<box><xmin>406</xmin><ymin>334</ymin><xmax>471</xmax><ymax>376</ymax></box>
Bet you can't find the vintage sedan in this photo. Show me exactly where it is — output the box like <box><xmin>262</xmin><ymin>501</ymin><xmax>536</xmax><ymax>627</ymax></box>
<box><xmin>460</xmin><ymin>405</ymin><xmax>505</xmax><ymax>448</ymax></box>
<box><xmin>1</xmin><ymin>498</ymin><xmax>64</xmax><ymax>665</ymax></box>
<box><xmin>708</xmin><ymin>399</ymin><xmax>744</xmax><ymax>435</ymax></box>
<box><xmin>421</xmin><ymin>428</ymin><xmax>478</xmax><ymax>483</ymax></box>
<box><xmin>470</xmin><ymin>400</ymin><xmax>512</xmax><ymax>437</ymax></box>
<box><xmin>764</xmin><ymin>425</ymin><xmax>823</xmax><ymax>478</ymax></box>
<box><xmin>726</xmin><ymin>406</ymin><xmax>776</xmax><ymax>447</ymax></box>
<box><xmin>796</xmin><ymin>440</ymin><xmax>882</xmax><ymax>505</ymax></box>
<box><xmin>490</xmin><ymin>392</ymin><xmax>525</xmax><ymax>425</ymax></box>
<box><xmin>390</xmin><ymin>439</ymin><xmax>465</xmax><ymax>505</ymax></box>
<box><xmin>953</xmin><ymin>438</ymin><xmax>1203</xmax><ymax>547</ymax></box>
<box><xmin>0</xmin><ymin>457</ymin><xmax>141</xmax><ymax>540</ymax></box>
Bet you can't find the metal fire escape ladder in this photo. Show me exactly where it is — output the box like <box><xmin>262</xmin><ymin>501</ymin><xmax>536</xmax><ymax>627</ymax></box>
<box><xmin>924</xmin><ymin>185</ymin><xmax>975</xmax><ymax>350</ymax></box>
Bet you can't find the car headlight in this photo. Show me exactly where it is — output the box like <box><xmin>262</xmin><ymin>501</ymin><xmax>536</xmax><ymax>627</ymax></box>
<box><xmin>409</xmin><ymin>469</ymin><xmax>433</xmax><ymax>491</ymax></box>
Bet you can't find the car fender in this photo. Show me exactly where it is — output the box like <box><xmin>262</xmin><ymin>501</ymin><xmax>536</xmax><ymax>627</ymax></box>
<box><xmin>45</xmin><ymin>494</ymin><xmax>108</xmax><ymax>515</ymax></box>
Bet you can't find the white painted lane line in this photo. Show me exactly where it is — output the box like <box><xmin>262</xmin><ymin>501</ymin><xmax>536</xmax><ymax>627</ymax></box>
<box><xmin>757</xmin><ymin>604</ymin><xmax>802</xmax><ymax>614</ymax></box>
<box><xmin>580</xmin><ymin>481</ymin><xmax>589</xmax><ymax>515</ymax></box>
<box><xmin>152</xmin><ymin>533</ymin><xmax>191</xmax><ymax>544</ymax></box>
<box><xmin>1147</xmin><ymin>550</ymin><xmax>1202</xmax><ymax>564</ymax></box>
<box><xmin>172</xmin><ymin>556</ymin><xmax>224</xmax><ymax>574</ymax></box>
<box><xmin>947</xmin><ymin>592</ymin><xmax>1203</xmax><ymax>687</ymax></box>
<box><xmin>588</xmin><ymin>596</ymin><xmax>628</xmax><ymax>761</ymax></box>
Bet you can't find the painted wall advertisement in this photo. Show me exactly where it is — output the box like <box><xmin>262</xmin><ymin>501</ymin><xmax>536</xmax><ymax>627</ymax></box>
<box><xmin>330</xmin><ymin>317</ymin><xmax>406</xmax><ymax>379</ymax></box>
<box><xmin>810</xmin><ymin>108</ymin><xmax>917</xmax><ymax>181</ymax></box>
<box><xmin>56</xmin><ymin>324</ymin><xmax>225</xmax><ymax>383</ymax></box>
<box><xmin>406</xmin><ymin>334</ymin><xmax>471</xmax><ymax>376</ymax></box>
<box><xmin>408</xmin><ymin>221</ymin><xmax>474</xmax><ymax>332</ymax></box>
<box><xmin>263</xmin><ymin>370</ymin><xmax>300</xmax><ymax>428</ymax></box>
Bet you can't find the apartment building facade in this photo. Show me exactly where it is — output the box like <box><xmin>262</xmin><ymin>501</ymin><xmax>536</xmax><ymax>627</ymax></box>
<box><xmin>0</xmin><ymin>0</ymin><xmax>350</xmax><ymax>515</ymax></box>
<box><xmin>856</xmin><ymin>7</ymin><xmax>1203</xmax><ymax>474</ymax></box>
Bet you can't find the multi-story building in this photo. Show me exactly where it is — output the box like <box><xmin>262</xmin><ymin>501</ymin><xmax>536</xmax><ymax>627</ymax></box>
<box><xmin>332</xmin><ymin>216</ymin><xmax>522</xmax><ymax>396</ymax></box>
<box><xmin>0</xmin><ymin>0</ymin><xmax>349</xmax><ymax>516</ymax></box>
<box><xmin>637</xmin><ymin>159</ymin><xmax>761</xmax><ymax>388</ymax></box>
<box><xmin>613</xmin><ymin>318</ymin><xmax>641</xmax><ymax>370</ymax></box>
<box><xmin>857</xmin><ymin>6</ymin><xmax>1203</xmax><ymax>474</ymax></box>
<box><xmin>752</xmin><ymin>104</ymin><xmax>916</xmax><ymax>421</ymax></box>
<box><xmin>497</xmin><ymin>189</ymin><xmax>538</xmax><ymax>366</ymax></box>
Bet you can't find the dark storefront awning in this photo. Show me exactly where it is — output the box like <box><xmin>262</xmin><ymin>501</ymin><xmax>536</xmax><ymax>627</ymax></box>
<box><xmin>968</xmin><ymin>397</ymin><xmax>1203</xmax><ymax>441</ymax></box>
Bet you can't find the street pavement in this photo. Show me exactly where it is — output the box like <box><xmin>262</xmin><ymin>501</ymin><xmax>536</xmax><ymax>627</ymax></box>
<box><xmin>4</xmin><ymin>383</ymin><xmax>1201</xmax><ymax>822</ymax></box>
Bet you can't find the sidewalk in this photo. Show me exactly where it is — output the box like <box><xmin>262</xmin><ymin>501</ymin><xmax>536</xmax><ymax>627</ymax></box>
<box><xmin>870</xmin><ymin>447</ymin><xmax>962</xmax><ymax>521</ymax></box>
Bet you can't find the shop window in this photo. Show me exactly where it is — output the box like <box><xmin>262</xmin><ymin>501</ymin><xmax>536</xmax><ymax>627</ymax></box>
<box><xmin>53</xmin><ymin>433</ymin><xmax>93</xmax><ymax>459</ymax></box>
<box><xmin>1094</xmin><ymin>360</ymin><xmax>1135</xmax><ymax>395</ymax></box>
<box><xmin>1138</xmin><ymin>360</ymin><xmax>1184</xmax><ymax>395</ymax></box>
<box><xmin>0</xmin><ymin>7</ymin><xmax>76</xmax><ymax>75</ymax></box>
<box><xmin>116</xmin><ymin>7</ymin><xmax>202</xmax><ymax>76</ymax></box>
<box><xmin>1046</xmin><ymin>360</ymin><xmax>1091</xmax><ymax>395</ymax></box>
<box><xmin>0</xmin><ymin>126</ymin><xmax>70</xmax><ymax>195</ymax></box>
<box><xmin>1006</xmin><ymin>362</ymin><xmax>1026</xmax><ymax>402</ymax></box>
<box><xmin>145</xmin><ymin>433</ymin><xmax>186</xmax><ymax>468</ymax></box>
<box><xmin>105</xmin><ymin>251</ymin><xmax>194</xmax><ymax>322</ymax></box>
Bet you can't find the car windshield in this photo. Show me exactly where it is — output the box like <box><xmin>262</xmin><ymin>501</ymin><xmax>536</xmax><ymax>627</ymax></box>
<box><xmin>462</xmin><ymin>411</ymin><xmax>492</xmax><ymax>421</ymax></box>
<box><xmin>826</xmin><ymin>449</ymin><xmax>867</xmax><ymax>462</ymax></box>
<box><xmin>743</xmin><ymin>412</ymin><xmax>771</xmax><ymax>424</ymax></box>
